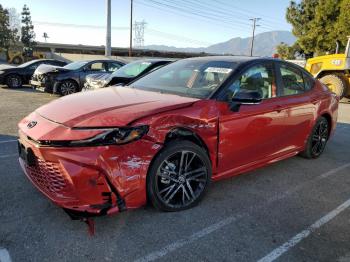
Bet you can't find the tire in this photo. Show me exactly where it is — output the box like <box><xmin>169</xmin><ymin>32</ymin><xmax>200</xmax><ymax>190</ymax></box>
<box><xmin>6</xmin><ymin>74</ymin><xmax>22</xmax><ymax>88</ymax></box>
<box><xmin>300</xmin><ymin>117</ymin><xmax>329</xmax><ymax>159</ymax></box>
<box><xmin>12</xmin><ymin>56</ymin><xmax>23</xmax><ymax>65</ymax></box>
<box><xmin>59</xmin><ymin>80</ymin><xmax>78</xmax><ymax>96</ymax></box>
<box><xmin>319</xmin><ymin>74</ymin><xmax>347</xmax><ymax>98</ymax></box>
<box><xmin>147</xmin><ymin>140</ymin><xmax>212</xmax><ymax>212</ymax></box>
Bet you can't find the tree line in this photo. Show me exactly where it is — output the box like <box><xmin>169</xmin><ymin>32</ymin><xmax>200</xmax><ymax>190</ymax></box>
<box><xmin>277</xmin><ymin>0</ymin><xmax>350</xmax><ymax>59</ymax></box>
<box><xmin>0</xmin><ymin>4</ymin><xmax>36</xmax><ymax>52</ymax></box>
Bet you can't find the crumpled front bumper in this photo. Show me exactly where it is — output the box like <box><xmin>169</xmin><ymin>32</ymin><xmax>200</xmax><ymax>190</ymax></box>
<box><xmin>18</xmin><ymin>132</ymin><xmax>161</xmax><ymax>216</ymax></box>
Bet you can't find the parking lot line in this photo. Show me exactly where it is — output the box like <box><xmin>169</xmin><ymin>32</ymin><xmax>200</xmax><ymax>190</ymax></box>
<box><xmin>257</xmin><ymin>197</ymin><xmax>350</xmax><ymax>262</ymax></box>
<box><xmin>0</xmin><ymin>140</ymin><xmax>17</xmax><ymax>144</ymax></box>
<box><xmin>133</xmin><ymin>163</ymin><xmax>350</xmax><ymax>262</ymax></box>
<box><xmin>0</xmin><ymin>154</ymin><xmax>18</xmax><ymax>159</ymax></box>
<box><xmin>0</xmin><ymin>248</ymin><xmax>12</xmax><ymax>262</ymax></box>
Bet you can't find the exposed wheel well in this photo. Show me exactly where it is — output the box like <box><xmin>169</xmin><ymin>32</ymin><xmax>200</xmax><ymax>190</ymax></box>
<box><xmin>164</xmin><ymin>127</ymin><xmax>210</xmax><ymax>160</ymax></box>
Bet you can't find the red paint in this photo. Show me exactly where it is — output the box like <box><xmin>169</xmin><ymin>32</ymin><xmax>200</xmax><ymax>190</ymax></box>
<box><xmin>18</xmin><ymin>79</ymin><xmax>338</xmax><ymax>216</ymax></box>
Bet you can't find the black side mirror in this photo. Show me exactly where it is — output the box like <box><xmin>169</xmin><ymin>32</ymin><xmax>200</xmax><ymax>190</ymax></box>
<box><xmin>230</xmin><ymin>90</ymin><xmax>262</xmax><ymax>111</ymax></box>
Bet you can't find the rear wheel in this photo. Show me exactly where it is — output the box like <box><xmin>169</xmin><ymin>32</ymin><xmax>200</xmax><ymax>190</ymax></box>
<box><xmin>319</xmin><ymin>74</ymin><xmax>347</xmax><ymax>98</ymax></box>
<box><xmin>147</xmin><ymin>140</ymin><xmax>211</xmax><ymax>212</ymax></box>
<box><xmin>6</xmin><ymin>74</ymin><xmax>22</xmax><ymax>88</ymax></box>
<box><xmin>59</xmin><ymin>80</ymin><xmax>78</xmax><ymax>96</ymax></box>
<box><xmin>300</xmin><ymin>117</ymin><xmax>329</xmax><ymax>159</ymax></box>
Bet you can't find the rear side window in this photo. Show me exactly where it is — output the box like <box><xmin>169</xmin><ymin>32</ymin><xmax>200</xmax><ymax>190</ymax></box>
<box><xmin>279</xmin><ymin>64</ymin><xmax>305</xmax><ymax>96</ymax></box>
<box><xmin>303</xmin><ymin>72</ymin><xmax>315</xmax><ymax>91</ymax></box>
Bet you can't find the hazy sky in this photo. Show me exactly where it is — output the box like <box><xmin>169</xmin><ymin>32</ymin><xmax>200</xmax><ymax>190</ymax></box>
<box><xmin>2</xmin><ymin>0</ymin><xmax>292</xmax><ymax>48</ymax></box>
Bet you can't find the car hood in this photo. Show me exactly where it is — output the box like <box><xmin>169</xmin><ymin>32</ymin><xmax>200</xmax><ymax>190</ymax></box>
<box><xmin>34</xmin><ymin>64</ymin><xmax>70</xmax><ymax>75</ymax></box>
<box><xmin>36</xmin><ymin>86</ymin><xmax>199</xmax><ymax>127</ymax></box>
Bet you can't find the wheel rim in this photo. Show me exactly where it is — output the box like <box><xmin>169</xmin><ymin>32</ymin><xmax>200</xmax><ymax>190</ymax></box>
<box><xmin>311</xmin><ymin>120</ymin><xmax>328</xmax><ymax>156</ymax></box>
<box><xmin>155</xmin><ymin>150</ymin><xmax>208</xmax><ymax>209</ymax></box>
<box><xmin>61</xmin><ymin>82</ymin><xmax>76</xmax><ymax>95</ymax></box>
<box><xmin>8</xmin><ymin>76</ymin><xmax>21</xmax><ymax>88</ymax></box>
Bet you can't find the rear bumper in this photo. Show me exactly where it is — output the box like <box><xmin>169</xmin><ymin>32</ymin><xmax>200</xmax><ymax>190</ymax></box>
<box><xmin>18</xmin><ymin>133</ymin><xmax>161</xmax><ymax>215</ymax></box>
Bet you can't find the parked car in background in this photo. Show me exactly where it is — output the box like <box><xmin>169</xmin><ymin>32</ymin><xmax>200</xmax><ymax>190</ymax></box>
<box><xmin>83</xmin><ymin>59</ymin><xmax>174</xmax><ymax>91</ymax></box>
<box><xmin>0</xmin><ymin>59</ymin><xmax>66</xmax><ymax>88</ymax></box>
<box><xmin>18</xmin><ymin>56</ymin><xmax>338</xmax><ymax>222</ymax></box>
<box><xmin>31</xmin><ymin>60</ymin><xmax>125</xmax><ymax>95</ymax></box>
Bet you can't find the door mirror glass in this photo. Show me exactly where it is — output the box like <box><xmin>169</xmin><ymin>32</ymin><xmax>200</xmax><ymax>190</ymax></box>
<box><xmin>231</xmin><ymin>90</ymin><xmax>262</xmax><ymax>104</ymax></box>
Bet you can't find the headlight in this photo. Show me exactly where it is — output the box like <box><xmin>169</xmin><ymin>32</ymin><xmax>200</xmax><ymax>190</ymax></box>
<box><xmin>0</xmin><ymin>71</ymin><xmax>4</xmax><ymax>75</ymax></box>
<box><xmin>70</xmin><ymin>125</ymin><xmax>149</xmax><ymax>146</ymax></box>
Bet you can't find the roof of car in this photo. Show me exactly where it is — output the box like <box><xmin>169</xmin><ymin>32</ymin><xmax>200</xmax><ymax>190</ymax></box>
<box><xmin>183</xmin><ymin>56</ymin><xmax>276</xmax><ymax>64</ymax></box>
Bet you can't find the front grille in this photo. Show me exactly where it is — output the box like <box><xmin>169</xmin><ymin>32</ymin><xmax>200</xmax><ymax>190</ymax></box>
<box><xmin>25</xmin><ymin>158</ymin><xmax>73</xmax><ymax>199</ymax></box>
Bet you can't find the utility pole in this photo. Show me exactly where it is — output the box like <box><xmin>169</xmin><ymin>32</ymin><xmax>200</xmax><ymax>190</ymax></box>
<box><xmin>249</xmin><ymin>18</ymin><xmax>261</xmax><ymax>57</ymax></box>
<box><xmin>42</xmin><ymin>32</ymin><xmax>49</xmax><ymax>42</ymax></box>
<box><xmin>105</xmin><ymin>0</ymin><xmax>111</xmax><ymax>57</ymax></box>
<box><xmin>129</xmin><ymin>0</ymin><xmax>133</xmax><ymax>57</ymax></box>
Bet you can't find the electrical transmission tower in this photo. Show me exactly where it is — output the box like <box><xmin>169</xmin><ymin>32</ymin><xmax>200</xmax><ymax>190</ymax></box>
<box><xmin>133</xmin><ymin>20</ymin><xmax>147</xmax><ymax>48</ymax></box>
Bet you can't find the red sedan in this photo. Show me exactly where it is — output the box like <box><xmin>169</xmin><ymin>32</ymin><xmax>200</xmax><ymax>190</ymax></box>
<box><xmin>18</xmin><ymin>56</ymin><xmax>338</xmax><ymax>219</ymax></box>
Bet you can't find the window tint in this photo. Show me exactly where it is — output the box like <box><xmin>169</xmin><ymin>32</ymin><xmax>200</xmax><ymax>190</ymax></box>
<box><xmin>108</xmin><ymin>62</ymin><xmax>122</xmax><ymax>72</ymax></box>
<box><xmin>279</xmin><ymin>65</ymin><xmax>305</xmax><ymax>96</ymax></box>
<box><xmin>88</xmin><ymin>62</ymin><xmax>106</xmax><ymax>72</ymax></box>
<box><xmin>303</xmin><ymin>72</ymin><xmax>314</xmax><ymax>91</ymax></box>
<box><xmin>225</xmin><ymin>64</ymin><xmax>274</xmax><ymax>101</ymax></box>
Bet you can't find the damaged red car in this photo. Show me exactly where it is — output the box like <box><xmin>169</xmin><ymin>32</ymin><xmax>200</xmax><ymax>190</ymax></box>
<box><xmin>18</xmin><ymin>56</ymin><xmax>338</xmax><ymax>220</ymax></box>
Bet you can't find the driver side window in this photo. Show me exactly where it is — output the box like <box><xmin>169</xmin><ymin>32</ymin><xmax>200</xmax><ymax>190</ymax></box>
<box><xmin>225</xmin><ymin>64</ymin><xmax>275</xmax><ymax>101</ymax></box>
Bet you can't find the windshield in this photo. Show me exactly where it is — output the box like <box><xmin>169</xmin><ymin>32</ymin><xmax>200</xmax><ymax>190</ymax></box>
<box><xmin>112</xmin><ymin>60</ymin><xmax>152</xmax><ymax>78</ymax></box>
<box><xmin>64</xmin><ymin>61</ymin><xmax>88</xmax><ymax>70</ymax></box>
<box><xmin>131</xmin><ymin>59</ymin><xmax>237</xmax><ymax>98</ymax></box>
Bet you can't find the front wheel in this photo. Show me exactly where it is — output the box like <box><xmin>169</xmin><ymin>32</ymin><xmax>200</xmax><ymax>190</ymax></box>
<box><xmin>147</xmin><ymin>140</ymin><xmax>211</xmax><ymax>212</ymax></box>
<box><xmin>59</xmin><ymin>80</ymin><xmax>78</xmax><ymax>96</ymax></box>
<box><xmin>300</xmin><ymin>117</ymin><xmax>329</xmax><ymax>159</ymax></box>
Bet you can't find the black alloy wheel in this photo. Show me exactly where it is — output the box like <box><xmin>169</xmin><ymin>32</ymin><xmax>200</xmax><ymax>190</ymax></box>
<box><xmin>300</xmin><ymin>116</ymin><xmax>329</xmax><ymax>159</ymax></box>
<box><xmin>60</xmin><ymin>80</ymin><xmax>78</xmax><ymax>96</ymax></box>
<box><xmin>6</xmin><ymin>74</ymin><xmax>22</xmax><ymax>88</ymax></box>
<box><xmin>147</xmin><ymin>140</ymin><xmax>211</xmax><ymax>211</ymax></box>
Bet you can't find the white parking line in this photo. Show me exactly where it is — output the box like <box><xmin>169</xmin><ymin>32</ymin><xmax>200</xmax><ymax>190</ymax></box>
<box><xmin>0</xmin><ymin>248</ymin><xmax>12</xmax><ymax>262</ymax></box>
<box><xmin>257</xmin><ymin>197</ymin><xmax>350</xmax><ymax>262</ymax></box>
<box><xmin>133</xmin><ymin>163</ymin><xmax>350</xmax><ymax>262</ymax></box>
<box><xmin>0</xmin><ymin>140</ymin><xmax>17</xmax><ymax>144</ymax></box>
<box><xmin>0</xmin><ymin>154</ymin><xmax>18</xmax><ymax>159</ymax></box>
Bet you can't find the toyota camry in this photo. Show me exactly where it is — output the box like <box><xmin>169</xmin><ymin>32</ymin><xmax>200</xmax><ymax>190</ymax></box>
<box><xmin>18</xmin><ymin>56</ymin><xmax>338</xmax><ymax>223</ymax></box>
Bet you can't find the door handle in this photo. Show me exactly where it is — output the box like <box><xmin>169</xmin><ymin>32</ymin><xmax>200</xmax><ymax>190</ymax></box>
<box><xmin>274</xmin><ymin>105</ymin><xmax>283</xmax><ymax>113</ymax></box>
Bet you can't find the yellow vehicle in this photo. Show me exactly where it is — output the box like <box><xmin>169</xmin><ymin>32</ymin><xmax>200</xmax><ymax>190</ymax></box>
<box><xmin>305</xmin><ymin>37</ymin><xmax>350</xmax><ymax>98</ymax></box>
<box><xmin>7</xmin><ymin>47</ymin><xmax>46</xmax><ymax>65</ymax></box>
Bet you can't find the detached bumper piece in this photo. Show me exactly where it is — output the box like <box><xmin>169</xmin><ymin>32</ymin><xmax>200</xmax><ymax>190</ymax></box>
<box><xmin>18</xmin><ymin>141</ymin><xmax>126</xmax><ymax>235</ymax></box>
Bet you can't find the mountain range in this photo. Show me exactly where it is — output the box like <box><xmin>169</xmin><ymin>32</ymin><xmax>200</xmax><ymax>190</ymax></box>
<box><xmin>145</xmin><ymin>31</ymin><xmax>296</xmax><ymax>56</ymax></box>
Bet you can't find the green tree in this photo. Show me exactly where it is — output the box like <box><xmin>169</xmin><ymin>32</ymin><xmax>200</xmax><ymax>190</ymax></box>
<box><xmin>21</xmin><ymin>4</ymin><xmax>35</xmax><ymax>48</ymax></box>
<box><xmin>0</xmin><ymin>4</ymin><xmax>17</xmax><ymax>50</ymax></box>
<box><xmin>276</xmin><ymin>42</ymin><xmax>304</xmax><ymax>59</ymax></box>
<box><xmin>286</xmin><ymin>0</ymin><xmax>349</xmax><ymax>55</ymax></box>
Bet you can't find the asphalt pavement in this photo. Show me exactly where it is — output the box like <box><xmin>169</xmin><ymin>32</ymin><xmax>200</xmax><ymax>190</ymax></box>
<box><xmin>0</xmin><ymin>86</ymin><xmax>350</xmax><ymax>262</ymax></box>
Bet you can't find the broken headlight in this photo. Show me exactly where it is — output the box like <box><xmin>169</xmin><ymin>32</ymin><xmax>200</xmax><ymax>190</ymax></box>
<box><xmin>70</xmin><ymin>125</ymin><xmax>149</xmax><ymax>146</ymax></box>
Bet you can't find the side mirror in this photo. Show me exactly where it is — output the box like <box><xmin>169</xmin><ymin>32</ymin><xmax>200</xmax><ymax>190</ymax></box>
<box><xmin>230</xmin><ymin>90</ymin><xmax>262</xmax><ymax>111</ymax></box>
<box><xmin>232</xmin><ymin>90</ymin><xmax>262</xmax><ymax>104</ymax></box>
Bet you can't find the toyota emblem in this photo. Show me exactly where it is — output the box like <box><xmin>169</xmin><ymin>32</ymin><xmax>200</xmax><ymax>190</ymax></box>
<box><xmin>27</xmin><ymin>121</ymin><xmax>37</xmax><ymax>129</ymax></box>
